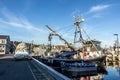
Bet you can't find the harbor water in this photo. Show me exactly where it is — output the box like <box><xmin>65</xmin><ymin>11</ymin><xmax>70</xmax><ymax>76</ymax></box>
<box><xmin>53</xmin><ymin>62</ymin><xmax>120</xmax><ymax>80</ymax></box>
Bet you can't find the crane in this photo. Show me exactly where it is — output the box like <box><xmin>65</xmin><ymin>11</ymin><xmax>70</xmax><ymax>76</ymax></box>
<box><xmin>46</xmin><ymin>25</ymin><xmax>75</xmax><ymax>51</ymax></box>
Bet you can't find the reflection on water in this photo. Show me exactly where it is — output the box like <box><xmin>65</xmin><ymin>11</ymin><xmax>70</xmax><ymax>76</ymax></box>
<box><xmin>61</xmin><ymin>66</ymin><xmax>107</xmax><ymax>80</ymax></box>
<box><xmin>104</xmin><ymin>62</ymin><xmax>120</xmax><ymax>80</ymax></box>
<box><xmin>54</xmin><ymin>62</ymin><xmax>120</xmax><ymax>80</ymax></box>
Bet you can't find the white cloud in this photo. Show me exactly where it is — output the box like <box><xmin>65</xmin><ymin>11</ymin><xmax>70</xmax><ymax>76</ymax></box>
<box><xmin>0</xmin><ymin>7</ymin><xmax>48</xmax><ymax>44</ymax></box>
<box><xmin>0</xmin><ymin>7</ymin><xmax>47</xmax><ymax>33</ymax></box>
<box><xmin>88</xmin><ymin>4</ymin><xmax>110</xmax><ymax>13</ymax></box>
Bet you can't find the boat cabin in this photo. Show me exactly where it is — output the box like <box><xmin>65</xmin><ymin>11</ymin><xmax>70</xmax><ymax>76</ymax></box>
<box><xmin>83</xmin><ymin>40</ymin><xmax>102</xmax><ymax>52</ymax></box>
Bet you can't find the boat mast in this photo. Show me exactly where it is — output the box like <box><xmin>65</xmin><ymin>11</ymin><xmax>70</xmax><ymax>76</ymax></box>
<box><xmin>73</xmin><ymin>14</ymin><xmax>101</xmax><ymax>57</ymax></box>
<box><xmin>74</xmin><ymin>15</ymin><xmax>84</xmax><ymax>45</ymax></box>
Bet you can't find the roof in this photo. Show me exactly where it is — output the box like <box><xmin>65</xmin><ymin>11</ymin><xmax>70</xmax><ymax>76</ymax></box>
<box><xmin>85</xmin><ymin>40</ymin><xmax>101</xmax><ymax>44</ymax></box>
<box><xmin>0</xmin><ymin>35</ymin><xmax>10</xmax><ymax>39</ymax></box>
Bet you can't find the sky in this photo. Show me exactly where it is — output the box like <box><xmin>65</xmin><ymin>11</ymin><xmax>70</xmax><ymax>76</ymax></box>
<box><xmin>0</xmin><ymin>0</ymin><xmax>120</xmax><ymax>47</ymax></box>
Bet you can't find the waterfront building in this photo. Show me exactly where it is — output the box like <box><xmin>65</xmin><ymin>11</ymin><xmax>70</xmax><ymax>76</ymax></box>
<box><xmin>0</xmin><ymin>35</ymin><xmax>11</xmax><ymax>54</ymax></box>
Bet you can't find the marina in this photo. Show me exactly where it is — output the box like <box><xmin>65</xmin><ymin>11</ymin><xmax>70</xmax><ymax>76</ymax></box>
<box><xmin>1</xmin><ymin>14</ymin><xmax>120</xmax><ymax>80</ymax></box>
<box><xmin>0</xmin><ymin>40</ymin><xmax>120</xmax><ymax>80</ymax></box>
<box><xmin>31</xmin><ymin>14</ymin><xmax>120</xmax><ymax>79</ymax></box>
<box><xmin>0</xmin><ymin>0</ymin><xmax>120</xmax><ymax>80</ymax></box>
<box><xmin>0</xmin><ymin>14</ymin><xmax>120</xmax><ymax>79</ymax></box>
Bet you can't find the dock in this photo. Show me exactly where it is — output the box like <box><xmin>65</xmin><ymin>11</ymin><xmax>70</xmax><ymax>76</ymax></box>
<box><xmin>106</xmin><ymin>54</ymin><xmax>120</xmax><ymax>62</ymax></box>
<box><xmin>0</xmin><ymin>54</ymin><xmax>71</xmax><ymax>80</ymax></box>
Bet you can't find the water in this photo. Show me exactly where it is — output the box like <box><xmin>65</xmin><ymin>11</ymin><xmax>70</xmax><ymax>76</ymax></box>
<box><xmin>53</xmin><ymin>62</ymin><xmax>120</xmax><ymax>80</ymax></box>
<box><xmin>104</xmin><ymin>67</ymin><xmax>120</xmax><ymax>80</ymax></box>
<box><xmin>68</xmin><ymin>67</ymin><xmax>120</xmax><ymax>80</ymax></box>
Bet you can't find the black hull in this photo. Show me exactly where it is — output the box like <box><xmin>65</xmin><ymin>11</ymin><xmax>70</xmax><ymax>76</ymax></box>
<box><xmin>36</xmin><ymin>55</ymin><xmax>106</xmax><ymax>67</ymax></box>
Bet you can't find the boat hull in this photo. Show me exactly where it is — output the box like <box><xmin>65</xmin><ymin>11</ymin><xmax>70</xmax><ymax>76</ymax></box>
<box><xmin>37</xmin><ymin>55</ymin><xmax>106</xmax><ymax>67</ymax></box>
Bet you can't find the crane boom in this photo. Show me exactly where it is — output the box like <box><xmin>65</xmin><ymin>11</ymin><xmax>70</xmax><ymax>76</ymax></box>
<box><xmin>46</xmin><ymin>25</ymin><xmax>75</xmax><ymax>51</ymax></box>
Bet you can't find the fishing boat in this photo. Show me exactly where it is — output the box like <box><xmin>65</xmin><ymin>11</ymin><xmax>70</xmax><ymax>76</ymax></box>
<box><xmin>39</xmin><ymin>14</ymin><xmax>106</xmax><ymax>72</ymax></box>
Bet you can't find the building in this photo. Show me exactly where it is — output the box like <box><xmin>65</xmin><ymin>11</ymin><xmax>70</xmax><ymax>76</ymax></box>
<box><xmin>0</xmin><ymin>35</ymin><xmax>11</xmax><ymax>54</ymax></box>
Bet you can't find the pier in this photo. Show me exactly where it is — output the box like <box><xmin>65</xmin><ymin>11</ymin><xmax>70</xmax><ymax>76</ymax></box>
<box><xmin>0</xmin><ymin>54</ymin><xmax>71</xmax><ymax>80</ymax></box>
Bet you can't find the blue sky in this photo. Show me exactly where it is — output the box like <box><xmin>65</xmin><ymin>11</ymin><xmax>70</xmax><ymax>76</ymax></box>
<box><xmin>0</xmin><ymin>0</ymin><xmax>120</xmax><ymax>47</ymax></box>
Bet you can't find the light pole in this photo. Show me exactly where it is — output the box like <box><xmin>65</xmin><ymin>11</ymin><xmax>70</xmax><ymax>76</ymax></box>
<box><xmin>114</xmin><ymin>34</ymin><xmax>119</xmax><ymax>54</ymax></box>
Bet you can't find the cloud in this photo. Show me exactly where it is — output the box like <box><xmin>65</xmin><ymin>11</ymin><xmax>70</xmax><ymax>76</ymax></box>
<box><xmin>88</xmin><ymin>4</ymin><xmax>110</xmax><ymax>13</ymax></box>
<box><xmin>0</xmin><ymin>7</ymin><xmax>46</xmax><ymax>33</ymax></box>
<box><xmin>0</xmin><ymin>7</ymin><xmax>48</xmax><ymax>44</ymax></box>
